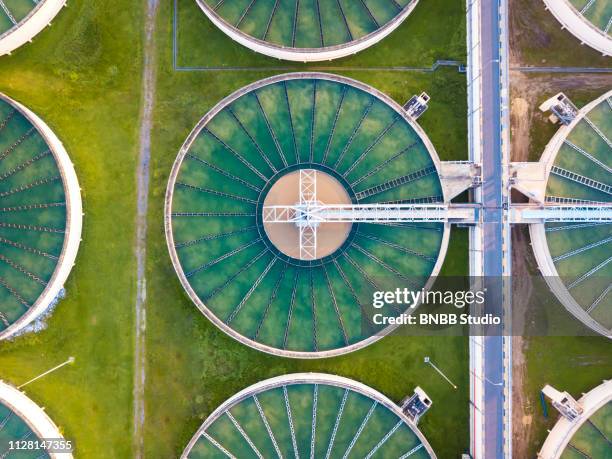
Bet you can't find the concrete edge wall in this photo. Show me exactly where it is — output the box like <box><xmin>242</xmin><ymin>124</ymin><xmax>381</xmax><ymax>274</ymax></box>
<box><xmin>529</xmin><ymin>224</ymin><xmax>611</xmax><ymax>337</ymax></box>
<box><xmin>0</xmin><ymin>380</ymin><xmax>73</xmax><ymax>458</ymax></box>
<box><xmin>0</xmin><ymin>93</ymin><xmax>83</xmax><ymax>341</ymax></box>
<box><xmin>539</xmin><ymin>89</ymin><xmax>612</xmax><ymax>175</ymax></box>
<box><xmin>538</xmin><ymin>379</ymin><xmax>612</xmax><ymax>458</ymax></box>
<box><xmin>529</xmin><ymin>89</ymin><xmax>612</xmax><ymax>339</ymax></box>
<box><xmin>194</xmin><ymin>0</ymin><xmax>420</xmax><ymax>62</ymax></box>
<box><xmin>542</xmin><ymin>0</ymin><xmax>612</xmax><ymax>56</ymax></box>
<box><xmin>0</xmin><ymin>0</ymin><xmax>66</xmax><ymax>57</ymax></box>
<box><xmin>164</xmin><ymin>72</ymin><xmax>452</xmax><ymax>359</ymax></box>
<box><xmin>181</xmin><ymin>372</ymin><xmax>436</xmax><ymax>459</ymax></box>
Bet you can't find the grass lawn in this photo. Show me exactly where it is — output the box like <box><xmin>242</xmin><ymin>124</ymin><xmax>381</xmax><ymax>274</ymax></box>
<box><xmin>176</xmin><ymin>0</ymin><xmax>466</xmax><ymax>69</ymax></box>
<box><xmin>519</xmin><ymin>79</ymin><xmax>612</xmax><ymax>162</ymax></box>
<box><xmin>0</xmin><ymin>0</ymin><xmax>143</xmax><ymax>456</ymax></box>
<box><xmin>144</xmin><ymin>0</ymin><xmax>469</xmax><ymax>457</ymax></box>
<box><xmin>523</xmin><ymin>335</ymin><xmax>611</xmax><ymax>457</ymax></box>
<box><xmin>0</xmin><ymin>0</ymin><xmax>470</xmax><ymax>457</ymax></box>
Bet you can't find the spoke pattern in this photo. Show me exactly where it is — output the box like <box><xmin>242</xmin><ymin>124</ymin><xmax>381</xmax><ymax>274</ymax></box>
<box><xmin>0</xmin><ymin>401</ymin><xmax>50</xmax><ymax>459</ymax></box>
<box><xmin>0</xmin><ymin>3</ymin><xmax>16</xmax><ymax>28</ymax></box>
<box><xmin>0</xmin><ymin>98</ymin><xmax>68</xmax><ymax>332</ymax></box>
<box><xmin>567</xmin><ymin>0</ymin><xmax>612</xmax><ymax>36</ymax></box>
<box><xmin>204</xmin><ymin>0</ymin><xmax>415</xmax><ymax>50</ymax></box>
<box><xmin>170</xmin><ymin>76</ymin><xmax>444</xmax><ymax>354</ymax></box>
<box><xmin>184</xmin><ymin>379</ymin><xmax>431</xmax><ymax>459</ymax></box>
<box><xmin>545</xmin><ymin>96</ymin><xmax>612</xmax><ymax>330</ymax></box>
<box><xmin>554</xmin><ymin>400</ymin><xmax>612</xmax><ymax>458</ymax></box>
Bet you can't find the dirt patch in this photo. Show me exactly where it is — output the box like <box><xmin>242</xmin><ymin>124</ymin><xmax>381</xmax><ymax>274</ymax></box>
<box><xmin>509</xmin><ymin>0</ymin><xmax>552</xmax><ymax>66</ymax></box>
<box><xmin>510</xmin><ymin>97</ymin><xmax>530</xmax><ymax>162</ymax></box>
<box><xmin>511</xmin><ymin>72</ymin><xmax>612</xmax><ymax>102</ymax></box>
<box><xmin>511</xmin><ymin>226</ymin><xmax>536</xmax><ymax>458</ymax></box>
<box><xmin>510</xmin><ymin>72</ymin><xmax>612</xmax><ymax>161</ymax></box>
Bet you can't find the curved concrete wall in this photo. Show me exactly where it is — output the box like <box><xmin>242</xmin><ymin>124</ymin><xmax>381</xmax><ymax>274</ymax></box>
<box><xmin>195</xmin><ymin>0</ymin><xmax>420</xmax><ymax>62</ymax></box>
<box><xmin>529</xmin><ymin>224</ymin><xmax>611</xmax><ymax>338</ymax></box>
<box><xmin>181</xmin><ymin>372</ymin><xmax>436</xmax><ymax>459</ymax></box>
<box><xmin>0</xmin><ymin>0</ymin><xmax>66</xmax><ymax>56</ymax></box>
<box><xmin>0</xmin><ymin>380</ymin><xmax>73</xmax><ymax>458</ymax></box>
<box><xmin>542</xmin><ymin>0</ymin><xmax>612</xmax><ymax>56</ymax></box>
<box><xmin>165</xmin><ymin>72</ymin><xmax>451</xmax><ymax>359</ymax></box>
<box><xmin>529</xmin><ymin>89</ymin><xmax>612</xmax><ymax>339</ymax></box>
<box><xmin>538</xmin><ymin>379</ymin><xmax>612</xmax><ymax>458</ymax></box>
<box><xmin>0</xmin><ymin>94</ymin><xmax>82</xmax><ymax>341</ymax></box>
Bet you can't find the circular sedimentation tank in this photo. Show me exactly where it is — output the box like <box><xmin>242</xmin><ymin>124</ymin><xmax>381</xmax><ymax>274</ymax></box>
<box><xmin>538</xmin><ymin>380</ymin><xmax>612</xmax><ymax>459</ymax></box>
<box><xmin>0</xmin><ymin>380</ymin><xmax>73</xmax><ymax>458</ymax></box>
<box><xmin>0</xmin><ymin>94</ymin><xmax>82</xmax><ymax>340</ymax></box>
<box><xmin>166</xmin><ymin>73</ymin><xmax>449</xmax><ymax>358</ymax></box>
<box><xmin>530</xmin><ymin>90</ymin><xmax>611</xmax><ymax>338</ymax></box>
<box><xmin>195</xmin><ymin>0</ymin><xmax>420</xmax><ymax>61</ymax></box>
<box><xmin>542</xmin><ymin>0</ymin><xmax>612</xmax><ymax>55</ymax></box>
<box><xmin>0</xmin><ymin>0</ymin><xmax>66</xmax><ymax>56</ymax></box>
<box><xmin>181</xmin><ymin>373</ymin><xmax>436</xmax><ymax>458</ymax></box>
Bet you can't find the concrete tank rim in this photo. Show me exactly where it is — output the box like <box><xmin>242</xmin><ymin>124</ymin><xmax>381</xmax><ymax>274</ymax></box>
<box><xmin>538</xmin><ymin>379</ymin><xmax>612</xmax><ymax>459</ymax></box>
<box><xmin>0</xmin><ymin>0</ymin><xmax>67</xmax><ymax>57</ymax></box>
<box><xmin>180</xmin><ymin>372</ymin><xmax>437</xmax><ymax>459</ymax></box>
<box><xmin>529</xmin><ymin>89</ymin><xmax>612</xmax><ymax>339</ymax></box>
<box><xmin>194</xmin><ymin>0</ymin><xmax>421</xmax><ymax>62</ymax></box>
<box><xmin>165</xmin><ymin>72</ymin><xmax>451</xmax><ymax>358</ymax></box>
<box><xmin>0</xmin><ymin>379</ymin><xmax>73</xmax><ymax>459</ymax></box>
<box><xmin>0</xmin><ymin>92</ymin><xmax>83</xmax><ymax>341</ymax></box>
<box><xmin>541</xmin><ymin>0</ymin><xmax>612</xmax><ymax>56</ymax></box>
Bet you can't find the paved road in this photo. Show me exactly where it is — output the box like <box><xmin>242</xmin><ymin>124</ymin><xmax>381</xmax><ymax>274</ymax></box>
<box><xmin>479</xmin><ymin>0</ymin><xmax>507</xmax><ymax>457</ymax></box>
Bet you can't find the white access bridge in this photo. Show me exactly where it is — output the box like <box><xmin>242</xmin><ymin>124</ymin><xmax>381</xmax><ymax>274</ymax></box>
<box><xmin>263</xmin><ymin>170</ymin><xmax>612</xmax><ymax>261</ymax></box>
<box><xmin>511</xmin><ymin>205</ymin><xmax>612</xmax><ymax>223</ymax></box>
<box><xmin>263</xmin><ymin>203</ymin><xmax>479</xmax><ymax>224</ymax></box>
<box><xmin>264</xmin><ymin>202</ymin><xmax>612</xmax><ymax>225</ymax></box>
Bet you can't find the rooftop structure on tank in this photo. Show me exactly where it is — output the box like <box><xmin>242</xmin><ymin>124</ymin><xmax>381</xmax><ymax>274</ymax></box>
<box><xmin>165</xmin><ymin>72</ymin><xmax>479</xmax><ymax>358</ymax></box>
<box><xmin>181</xmin><ymin>373</ymin><xmax>436</xmax><ymax>459</ymax></box>
<box><xmin>401</xmin><ymin>386</ymin><xmax>432</xmax><ymax>424</ymax></box>
<box><xmin>542</xmin><ymin>385</ymin><xmax>584</xmax><ymax>421</ymax></box>
<box><xmin>404</xmin><ymin>93</ymin><xmax>431</xmax><ymax>120</ymax></box>
<box><xmin>539</xmin><ymin>93</ymin><xmax>579</xmax><ymax>126</ymax></box>
<box><xmin>539</xmin><ymin>379</ymin><xmax>612</xmax><ymax>458</ymax></box>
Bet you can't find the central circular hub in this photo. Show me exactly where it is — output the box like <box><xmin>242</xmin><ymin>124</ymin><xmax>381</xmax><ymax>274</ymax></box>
<box><xmin>263</xmin><ymin>169</ymin><xmax>353</xmax><ymax>260</ymax></box>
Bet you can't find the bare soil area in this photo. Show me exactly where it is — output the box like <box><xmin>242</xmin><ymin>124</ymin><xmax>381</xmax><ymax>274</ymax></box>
<box><xmin>510</xmin><ymin>96</ymin><xmax>530</xmax><ymax>162</ymax></box>
<box><xmin>133</xmin><ymin>0</ymin><xmax>160</xmax><ymax>456</ymax></box>
<box><xmin>511</xmin><ymin>225</ymin><xmax>540</xmax><ymax>458</ymax></box>
<box><xmin>510</xmin><ymin>72</ymin><xmax>612</xmax><ymax>162</ymax></box>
